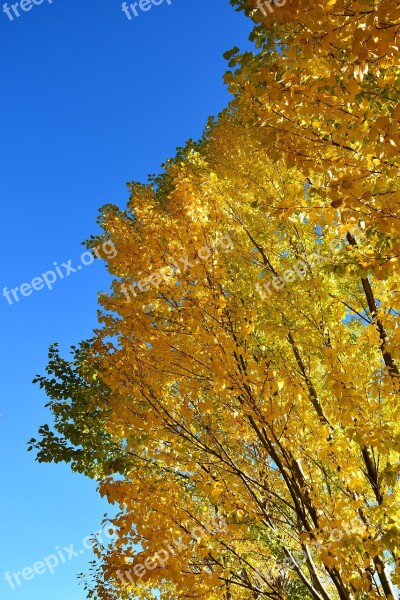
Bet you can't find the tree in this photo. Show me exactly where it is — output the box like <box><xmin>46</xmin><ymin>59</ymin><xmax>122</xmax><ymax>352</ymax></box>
<box><xmin>32</xmin><ymin>1</ymin><xmax>400</xmax><ymax>598</ymax></box>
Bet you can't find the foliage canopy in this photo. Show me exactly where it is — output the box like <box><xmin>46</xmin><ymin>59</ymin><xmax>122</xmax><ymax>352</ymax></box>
<box><xmin>31</xmin><ymin>1</ymin><xmax>400</xmax><ymax>598</ymax></box>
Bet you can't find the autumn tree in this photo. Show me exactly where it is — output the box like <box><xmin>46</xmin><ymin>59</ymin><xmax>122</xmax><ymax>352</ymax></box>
<box><xmin>32</xmin><ymin>1</ymin><xmax>400</xmax><ymax>599</ymax></box>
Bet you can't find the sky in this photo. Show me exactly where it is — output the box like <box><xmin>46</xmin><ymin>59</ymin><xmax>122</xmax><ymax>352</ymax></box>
<box><xmin>0</xmin><ymin>1</ymin><xmax>253</xmax><ymax>599</ymax></box>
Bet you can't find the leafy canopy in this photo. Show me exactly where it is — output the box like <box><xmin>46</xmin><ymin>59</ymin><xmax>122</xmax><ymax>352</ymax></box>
<box><xmin>32</xmin><ymin>1</ymin><xmax>400</xmax><ymax>599</ymax></box>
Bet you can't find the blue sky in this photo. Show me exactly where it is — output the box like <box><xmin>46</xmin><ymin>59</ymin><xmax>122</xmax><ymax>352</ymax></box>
<box><xmin>0</xmin><ymin>1</ymin><xmax>253</xmax><ymax>598</ymax></box>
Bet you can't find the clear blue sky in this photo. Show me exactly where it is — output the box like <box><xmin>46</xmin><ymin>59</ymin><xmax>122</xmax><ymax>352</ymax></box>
<box><xmin>0</xmin><ymin>1</ymin><xmax>253</xmax><ymax>599</ymax></box>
